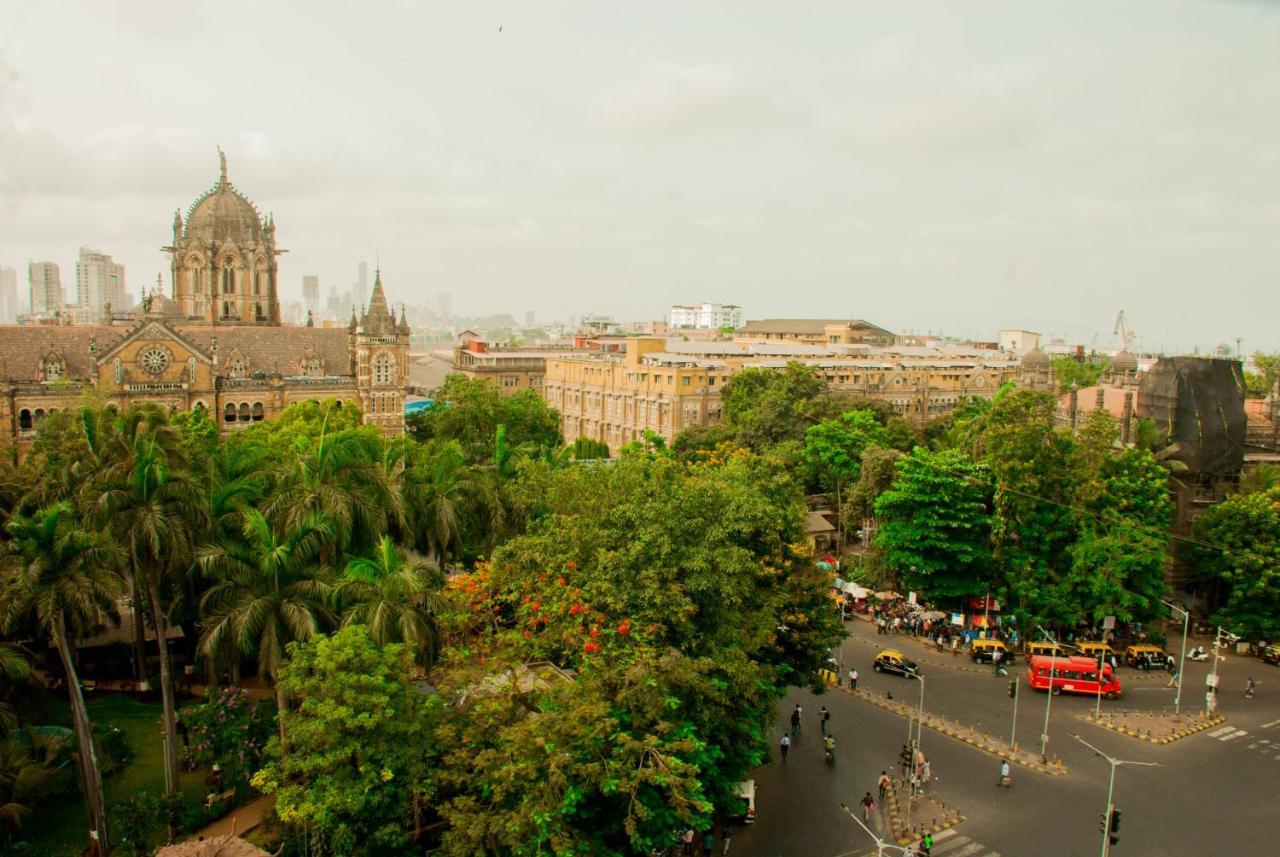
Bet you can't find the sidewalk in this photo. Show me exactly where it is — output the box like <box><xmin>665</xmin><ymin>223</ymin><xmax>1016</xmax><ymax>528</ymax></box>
<box><xmin>186</xmin><ymin>794</ymin><xmax>275</xmax><ymax>841</ymax></box>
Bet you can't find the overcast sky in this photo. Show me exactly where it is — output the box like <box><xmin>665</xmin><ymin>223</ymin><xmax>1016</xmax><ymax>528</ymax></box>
<box><xmin>1</xmin><ymin>1</ymin><xmax>1277</xmax><ymax>351</ymax></box>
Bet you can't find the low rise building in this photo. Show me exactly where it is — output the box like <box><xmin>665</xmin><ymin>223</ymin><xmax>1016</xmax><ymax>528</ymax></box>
<box><xmin>450</xmin><ymin>339</ymin><xmax>583</xmax><ymax>394</ymax></box>
<box><xmin>669</xmin><ymin>302</ymin><xmax>742</xmax><ymax>330</ymax></box>
<box><xmin>543</xmin><ymin>337</ymin><xmax>1017</xmax><ymax>450</ymax></box>
<box><xmin>736</xmin><ymin>318</ymin><xmax>896</xmax><ymax>347</ymax></box>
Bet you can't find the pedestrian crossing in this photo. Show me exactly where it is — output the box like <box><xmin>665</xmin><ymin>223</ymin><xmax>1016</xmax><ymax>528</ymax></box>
<box><xmin>1204</xmin><ymin>724</ymin><xmax>1280</xmax><ymax>761</ymax></box>
<box><xmin>1206</xmin><ymin>725</ymin><xmax>1247</xmax><ymax>742</ymax></box>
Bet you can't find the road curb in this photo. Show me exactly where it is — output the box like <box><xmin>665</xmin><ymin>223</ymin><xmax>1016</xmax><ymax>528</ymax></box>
<box><xmin>882</xmin><ymin>774</ymin><xmax>965</xmax><ymax>845</ymax></box>
<box><xmin>1084</xmin><ymin>712</ymin><xmax>1226</xmax><ymax>744</ymax></box>
<box><xmin>835</xmin><ymin>684</ymin><xmax>1067</xmax><ymax>775</ymax></box>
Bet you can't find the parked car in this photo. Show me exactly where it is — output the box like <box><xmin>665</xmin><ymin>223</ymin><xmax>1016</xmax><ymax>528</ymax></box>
<box><xmin>1123</xmin><ymin>644</ymin><xmax>1171</xmax><ymax>670</ymax></box>
<box><xmin>970</xmin><ymin>639</ymin><xmax>1014</xmax><ymax>665</ymax></box>
<box><xmin>874</xmin><ymin>649</ymin><xmax>920</xmax><ymax>678</ymax></box>
<box><xmin>1262</xmin><ymin>644</ymin><xmax>1280</xmax><ymax>666</ymax></box>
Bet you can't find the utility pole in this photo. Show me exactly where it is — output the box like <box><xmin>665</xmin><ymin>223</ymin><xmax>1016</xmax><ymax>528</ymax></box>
<box><xmin>1073</xmin><ymin>734</ymin><xmax>1158</xmax><ymax>857</ymax></box>
<box><xmin>1008</xmin><ymin>677</ymin><xmax>1020</xmax><ymax>750</ymax></box>
<box><xmin>1162</xmin><ymin>600</ymin><xmax>1189</xmax><ymax>715</ymax></box>
<box><xmin>1037</xmin><ymin>625</ymin><xmax>1055</xmax><ymax>762</ymax></box>
<box><xmin>837</xmin><ymin>803</ymin><xmax>916</xmax><ymax>856</ymax></box>
<box><xmin>1208</xmin><ymin>626</ymin><xmax>1239</xmax><ymax>714</ymax></box>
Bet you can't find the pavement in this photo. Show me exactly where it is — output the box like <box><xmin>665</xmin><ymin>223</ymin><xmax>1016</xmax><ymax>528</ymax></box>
<box><xmin>731</xmin><ymin>617</ymin><xmax>1280</xmax><ymax>857</ymax></box>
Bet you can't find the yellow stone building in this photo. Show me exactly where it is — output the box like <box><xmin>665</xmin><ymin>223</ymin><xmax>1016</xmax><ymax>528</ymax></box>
<box><xmin>543</xmin><ymin>337</ymin><xmax>1018</xmax><ymax>450</ymax></box>
<box><xmin>0</xmin><ymin>154</ymin><xmax>411</xmax><ymax>448</ymax></box>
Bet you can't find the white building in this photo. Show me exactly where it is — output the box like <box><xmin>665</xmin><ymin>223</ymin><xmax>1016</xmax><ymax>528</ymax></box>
<box><xmin>0</xmin><ymin>267</ymin><xmax>17</xmax><ymax>323</ymax></box>
<box><xmin>28</xmin><ymin>261</ymin><xmax>63</xmax><ymax>318</ymax></box>
<box><xmin>998</xmin><ymin>329</ymin><xmax>1041</xmax><ymax>354</ymax></box>
<box><xmin>669</xmin><ymin>302</ymin><xmax>743</xmax><ymax>330</ymax></box>
<box><xmin>74</xmin><ymin>248</ymin><xmax>127</xmax><ymax>323</ymax></box>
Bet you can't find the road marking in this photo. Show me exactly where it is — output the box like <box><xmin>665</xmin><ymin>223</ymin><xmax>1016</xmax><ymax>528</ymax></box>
<box><xmin>1220</xmin><ymin>730</ymin><xmax>1247</xmax><ymax>741</ymax></box>
<box><xmin>1262</xmin><ymin>718</ymin><xmax>1280</xmax><ymax>729</ymax></box>
<box><xmin>1248</xmin><ymin>743</ymin><xmax>1259</xmax><ymax>749</ymax></box>
<box><xmin>948</xmin><ymin>844</ymin><xmax>988</xmax><ymax>857</ymax></box>
<box><xmin>1207</xmin><ymin>725</ymin><xmax>1235</xmax><ymax>737</ymax></box>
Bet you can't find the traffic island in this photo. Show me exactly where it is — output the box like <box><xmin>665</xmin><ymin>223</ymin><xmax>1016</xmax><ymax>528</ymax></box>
<box><xmin>840</xmin><ymin>685</ymin><xmax>1067</xmax><ymax>775</ymax></box>
<box><xmin>1083</xmin><ymin>710</ymin><xmax>1225</xmax><ymax>744</ymax></box>
<box><xmin>882</xmin><ymin>773</ymin><xmax>964</xmax><ymax>847</ymax></box>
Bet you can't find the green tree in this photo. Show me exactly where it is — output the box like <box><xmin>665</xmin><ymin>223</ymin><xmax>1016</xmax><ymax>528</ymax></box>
<box><xmin>721</xmin><ymin>363</ymin><xmax>831</xmax><ymax>450</ymax></box>
<box><xmin>402</xmin><ymin>440</ymin><xmax>479</xmax><ymax>570</ymax></box>
<box><xmin>94</xmin><ymin>403</ymin><xmax>203</xmax><ymax>799</ymax></box>
<box><xmin>251</xmin><ymin>626</ymin><xmax>430</xmax><ymax>857</ymax></box>
<box><xmin>0</xmin><ymin>734</ymin><xmax>63</xmax><ymax>849</ymax></box>
<box><xmin>1186</xmin><ymin>486</ymin><xmax>1280</xmax><ymax>639</ymax></box>
<box><xmin>874</xmin><ymin>448</ymin><xmax>993</xmax><ymax>598</ymax></box>
<box><xmin>407</xmin><ymin>375</ymin><xmax>561</xmax><ymax>462</ymax></box>
<box><xmin>803</xmin><ymin>409</ymin><xmax>888</xmax><ymax>491</ymax></box>
<box><xmin>1050</xmin><ymin>356</ymin><xmax>1107</xmax><ymax>394</ymax></box>
<box><xmin>0</xmin><ymin>503</ymin><xmax>121</xmax><ymax>854</ymax></box>
<box><xmin>197</xmin><ymin>509</ymin><xmax>335</xmax><ymax>736</ymax></box>
<box><xmin>1250</xmin><ymin>351</ymin><xmax>1280</xmax><ymax>395</ymax></box>
<box><xmin>335</xmin><ymin>536</ymin><xmax>445</xmax><ymax>665</ymax></box>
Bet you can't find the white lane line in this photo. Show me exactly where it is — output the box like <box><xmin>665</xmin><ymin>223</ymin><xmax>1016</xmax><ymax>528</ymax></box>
<box><xmin>1207</xmin><ymin>725</ymin><xmax>1235</xmax><ymax>737</ymax></box>
<box><xmin>931</xmin><ymin>829</ymin><xmax>958</xmax><ymax>842</ymax></box>
<box><xmin>1248</xmin><ymin>743</ymin><xmax>1259</xmax><ymax>749</ymax></box>
<box><xmin>1262</xmin><ymin>718</ymin><xmax>1280</xmax><ymax>728</ymax></box>
<box><xmin>931</xmin><ymin>837</ymin><xmax>971</xmax><ymax>855</ymax></box>
<box><xmin>1220</xmin><ymin>730</ymin><xmax>1247</xmax><ymax>741</ymax></box>
<box><xmin>948</xmin><ymin>844</ymin><xmax>987</xmax><ymax>857</ymax></box>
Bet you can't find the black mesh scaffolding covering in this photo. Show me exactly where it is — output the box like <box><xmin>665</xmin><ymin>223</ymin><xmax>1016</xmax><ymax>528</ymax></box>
<box><xmin>1137</xmin><ymin>357</ymin><xmax>1246</xmax><ymax>474</ymax></box>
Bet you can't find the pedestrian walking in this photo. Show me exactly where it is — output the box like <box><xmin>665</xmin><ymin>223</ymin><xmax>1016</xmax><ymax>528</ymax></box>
<box><xmin>790</xmin><ymin>703</ymin><xmax>802</xmax><ymax>733</ymax></box>
<box><xmin>860</xmin><ymin>791</ymin><xmax>876</xmax><ymax>821</ymax></box>
<box><xmin>877</xmin><ymin>770</ymin><xmax>889</xmax><ymax>799</ymax></box>
<box><xmin>850</xmin><ymin>668</ymin><xmax>858</xmax><ymax>691</ymax></box>
<box><xmin>819</xmin><ymin>706</ymin><xmax>830</xmax><ymax>735</ymax></box>
<box><xmin>1167</xmin><ymin>667</ymin><xmax>1179</xmax><ymax>689</ymax></box>
<box><xmin>992</xmin><ymin>649</ymin><xmax>1004</xmax><ymax>675</ymax></box>
<box><xmin>779</xmin><ymin>733</ymin><xmax>790</xmax><ymax>760</ymax></box>
<box><xmin>1246</xmin><ymin>677</ymin><xmax>1256</xmax><ymax>699</ymax></box>
<box><xmin>681</xmin><ymin>828</ymin><xmax>695</xmax><ymax>855</ymax></box>
<box><xmin>702</xmin><ymin>830</ymin><xmax>714</xmax><ymax>856</ymax></box>
<box><xmin>951</xmin><ymin>636</ymin><xmax>959</xmax><ymax>657</ymax></box>
<box><xmin>920</xmin><ymin>832</ymin><xmax>934</xmax><ymax>856</ymax></box>
<box><xmin>997</xmin><ymin>760</ymin><xmax>1010</xmax><ymax>788</ymax></box>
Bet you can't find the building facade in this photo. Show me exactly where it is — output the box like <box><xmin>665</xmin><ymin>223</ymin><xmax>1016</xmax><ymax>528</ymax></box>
<box><xmin>74</xmin><ymin>247</ymin><xmax>127</xmax><ymax>323</ymax></box>
<box><xmin>735</xmin><ymin>318</ymin><xmax>896</xmax><ymax>347</ymax></box>
<box><xmin>0</xmin><ymin>267</ymin><xmax>17</xmax><ymax>323</ymax></box>
<box><xmin>0</xmin><ymin>153</ymin><xmax>410</xmax><ymax>448</ymax></box>
<box><xmin>543</xmin><ymin>337</ymin><xmax>1017</xmax><ymax>450</ymax></box>
<box><xmin>669</xmin><ymin>302</ymin><xmax>743</xmax><ymax>330</ymax></box>
<box><xmin>28</xmin><ymin>261</ymin><xmax>62</xmax><ymax>318</ymax></box>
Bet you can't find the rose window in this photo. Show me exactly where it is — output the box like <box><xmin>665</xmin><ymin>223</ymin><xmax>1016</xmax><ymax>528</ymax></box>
<box><xmin>139</xmin><ymin>347</ymin><xmax>171</xmax><ymax>376</ymax></box>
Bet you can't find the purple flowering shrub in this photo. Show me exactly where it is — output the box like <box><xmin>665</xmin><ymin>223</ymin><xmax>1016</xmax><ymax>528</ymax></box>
<box><xmin>181</xmin><ymin>686</ymin><xmax>276</xmax><ymax>785</ymax></box>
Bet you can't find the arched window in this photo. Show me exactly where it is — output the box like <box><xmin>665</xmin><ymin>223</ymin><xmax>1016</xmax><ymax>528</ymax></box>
<box><xmin>18</xmin><ymin>409</ymin><xmax>32</xmax><ymax>430</ymax></box>
<box><xmin>238</xmin><ymin>403</ymin><xmax>251</xmax><ymax>422</ymax></box>
<box><xmin>114</xmin><ymin>358</ymin><xmax>123</xmax><ymax>384</ymax></box>
<box><xmin>304</xmin><ymin>357</ymin><xmax>323</xmax><ymax>376</ymax></box>
<box><xmin>222</xmin><ymin>259</ymin><xmax>235</xmax><ymax>295</ymax></box>
<box><xmin>224</xmin><ymin>403</ymin><xmax>237</xmax><ymax>423</ymax></box>
<box><xmin>33</xmin><ymin>409</ymin><xmax>45</xmax><ymax>423</ymax></box>
<box><xmin>372</xmin><ymin>352</ymin><xmax>395</xmax><ymax>385</ymax></box>
<box><xmin>251</xmin><ymin>402</ymin><xmax>264</xmax><ymax>421</ymax></box>
<box><xmin>334</xmin><ymin>399</ymin><xmax>343</xmax><ymax>408</ymax></box>
<box><xmin>45</xmin><ymin>359</ymin><xmax>64</xmax><ymax>381</ymax></box>
<box><xmin>188</xmin><ymin>357</ymin><xmax>197</xmax><ymax>382</ymax></box>
<box><xmin>227</xmin><ymin>358</ymin><xmax>246</xmax><ymax>378</ymax></box>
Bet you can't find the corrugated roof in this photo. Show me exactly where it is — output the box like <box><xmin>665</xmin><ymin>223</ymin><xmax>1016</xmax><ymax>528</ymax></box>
<box><xmin>740</xmin><ymin>318</ymin><xmax>892</xmax><ymax>336</ymax></box>
<box><xmin>157</xmin><ymin>834</ymin><xmax>270</xmax><ymax>857</ymax></box>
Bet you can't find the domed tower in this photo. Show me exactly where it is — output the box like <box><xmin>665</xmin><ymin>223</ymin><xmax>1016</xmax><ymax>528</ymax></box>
<box><xmin>1018</xmin><ymin>346</ymin><xmax>1054</xmax><ymax>391</ymax></box>
<box><xmin>166</xmin><ymin>149</ymin><xmax>280</xmax><ymax>325</ymax></box>
<box><xmin>1103</xmin><ymin>349</ymin><xmax>1139</xmax><ymax>386</ymax></box>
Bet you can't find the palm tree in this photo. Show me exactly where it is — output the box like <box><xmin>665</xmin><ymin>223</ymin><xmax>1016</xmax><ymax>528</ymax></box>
<box><xmin>93</xmin><ymin>404</ymin><xmax>203</xmax><ymax>799</ymax></box>
<box><xmin>335</xmin><ymin>536</ymin><xmax>445</xmax><ymax>665</ymax></box>
<box><xmin>0</xmin><ymin>502</ymin><xmax>121</xmax><ymax>855</ymax></box>
<box><xmin>403</xmin><ymin>439</ymin><xmax>477</xmax><ymax>570</ymax></box>
<box><xmin>264</xmin><ymin>420</ymin><xmax>396</xmax><ymax>558</ymax></box>
<box><xmin>197</xmin><ymin>509</ymin><xmax>334</xmax><ymax>738</ymax></box>
<box><xmin>0</xmin><ymin>645</ymin><xmax>31</xmax><ymax>739</ymax></box>
<box><xmin>0</xmin><ymin>733</ymin><xmax>63</xmax><ymax>848</ymax></box>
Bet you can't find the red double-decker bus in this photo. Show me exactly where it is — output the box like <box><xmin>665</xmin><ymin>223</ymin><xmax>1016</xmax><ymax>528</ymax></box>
<box><xmin>1026</xmin><ymin>655</ymin><xmax>1122</xmax><ymax>700</ymax></box>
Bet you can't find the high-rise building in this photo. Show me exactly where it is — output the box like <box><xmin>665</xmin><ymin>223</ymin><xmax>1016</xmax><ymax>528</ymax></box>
<box><xmin>437</xmin><ymin>291</ymin><xmax>452</xmax><ymax>321</ymax></box>
<box><xmin>354</xmin><ymin>260</ymin><xmax>368</xmax><ymax>312</ymax></box>
<box><xmin>0</xmin><ymin>267</ymin><xmax>17</xmax><ymax>323</ymax></box>
<box><xmin>302</xmin><ymin>275</ymin><xmax>320</xmax><ymax>321</ymax></box>
<box><xmin>28</xmin><ymin>261</ymin><xmax>63</xmax><ymax>318</ymax></box>
<box><xmin>525</xmin><ymin>310</ymin><xmax>536</xmax><ymax>328</ymax></box>
<box><xmin>74</xmin><ymin>248</ymin><xmax>127</xmax><ymax>322</ymax></box>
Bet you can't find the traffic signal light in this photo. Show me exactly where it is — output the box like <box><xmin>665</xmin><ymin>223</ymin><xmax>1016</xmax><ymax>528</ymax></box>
<box><xmin>1008</xmin><ymin>679</ymin><xmax>1017</xmax><ymax>698</ymax></box>
<box><xmin>1109</xmin><ymin>808</ymin><xmax>1121</xmax><ymax>845</ymax></box>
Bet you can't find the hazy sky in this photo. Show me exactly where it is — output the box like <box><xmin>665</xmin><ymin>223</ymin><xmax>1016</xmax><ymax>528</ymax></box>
<box><xmin>1</xmin><ymin>1</ymin><xmax>1277</xmax><ymax>351</ymax></box>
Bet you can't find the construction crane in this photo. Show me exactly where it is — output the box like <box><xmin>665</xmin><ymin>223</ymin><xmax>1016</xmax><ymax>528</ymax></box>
<box><xmin>1113</xmin><ymin>311</ymin><xmax>1135</xmax><ymax>351</ymax></box>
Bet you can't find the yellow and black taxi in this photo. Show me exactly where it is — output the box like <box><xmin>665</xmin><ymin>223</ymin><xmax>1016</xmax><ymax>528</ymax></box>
<box><xmin>1026</xmin><ymin>641</ymin><xmax>1069</xmax><ymax>659</ymax></box>
<box><xmin>970</xmin><ymin>638</ymin><xmax>1014</xmax><ymax>665</ymax></box>
<box><xmin>1076</xmin><ymin>641</ymin><xmax>1116</xmax><ymax>661</ymax></box>
<box><xmin>1123</xmin><ymin>644</ymin><xmax>1171</xmax><ymax>670</ymax></box>
<box><xmin>873</xmin><ymin>649</ymin><xmax>920</xmax><ymax>678</ymax></box>
<box><xmin>1262</xmin><ymin>644</ymin><xmax>1279</xmax><ymax>666</ymax></box>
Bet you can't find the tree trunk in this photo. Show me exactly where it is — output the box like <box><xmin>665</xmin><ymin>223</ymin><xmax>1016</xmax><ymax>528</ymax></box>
<box><xmin>52</xmin><ymin>617</ymin><xmax>110</xmax><ymax>856</ymax></box>
<box><xmin>275</xmin><ymin>681</ymin><xmax>289</xmax><ymax>750</ymax></box>
<box><xmin>144</xmin><ymin>571</ymin><xmax>180</xmax><ymax>799</ymax></box>
<box><xmin>128</xmin><ymin>572</ymin><xmax>149</xmax><ymax>688</ymax></box>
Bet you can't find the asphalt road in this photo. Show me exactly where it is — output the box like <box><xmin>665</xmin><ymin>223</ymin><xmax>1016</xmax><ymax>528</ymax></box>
<box><xmin>732</xmin><ymin>618</ymin><xmax>1280</xmax><ymax>856</ymax></box>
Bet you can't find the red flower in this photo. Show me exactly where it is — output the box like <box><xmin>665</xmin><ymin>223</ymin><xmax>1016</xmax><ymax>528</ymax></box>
<box><xmin>531</xmin><ymin>601</ymin><xmax>541</xmax><ymax>612</ymax></box>
<box><xmin>617</xmin><ymin>622</ymin><xmax>631</xmax><ymax>636</ymax></box>
<box><xmin>522</xmin><ymin>630</ymin><xmax>533</xmax><ymax>638</ymax></box>
<box><xmin>566</xmin><ymin>561</ymin><xmax>577</xmax><ymax>570</ymax></box>
<box><xmin>556</xmin><ymin>576</ymin><xmax>567</xmax><ymax>586</ymax></box>
<box><xmin>569</xmin><ymin>604</ymin><xmax>582</xmax><ymax>616</ymax></box>
<box><xmin>589</xmin><ymin>627</ymin><xmax>600</xmax><ymax>638</ymax></box>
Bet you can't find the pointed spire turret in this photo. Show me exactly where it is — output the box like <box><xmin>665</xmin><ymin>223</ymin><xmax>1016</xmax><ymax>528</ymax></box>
<box><xmin>397</xmin><ymin>305</ymin><xmax>410</xmax><ymax>335</ymax></box>
<box><xmin>360</xmin><ymin>267</ymin><xmax>395</xmax><ymax>335</ymax></box>
<box><xmin>348</xmin><ymin>308</ymin><xmax>358</xmax><ymax>333</ymax></box>
<box><xmin>217</xmin><ymin>146</ymin><xmax>228</xmax><ymax>186</ymax></box>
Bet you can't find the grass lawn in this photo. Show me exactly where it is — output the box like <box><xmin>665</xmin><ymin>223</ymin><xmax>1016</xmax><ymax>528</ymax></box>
<box><xmin>21</xmin><ymin>695</ymin><xmax>208</xmax><ymax>857</ymax></box>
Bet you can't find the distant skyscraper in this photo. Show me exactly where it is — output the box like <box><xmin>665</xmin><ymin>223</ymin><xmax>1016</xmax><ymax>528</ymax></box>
<box><xmin>437</xmin><ymin>291</ymin><xmax>452</xmax><ymax>320</ymax></box>
<box><xmin>354</xmin><ymin>260</ymin><xmax>368</xmax><ymax>312</ymax></box>
<box><xmin>28</xmin><ymin>261</ymin><xmax>63</xmax><ymax>318</ymax></box>
<box><xmin>302</xmin><ymin>275</ymin><xmax>320</xmax><ymax>321</ymax></box>
<box><xmin>525</xmin><ymin>310</ymin><xmax>535</xmax><ymax>328</ymax></box>
<box><xmin>74</xmin><ymin>248</ymin><xmax>127</xmax><ymax>322</ymax></box>
<box><xmin>0</xmin><ymin>267</ymin><xmax>17</xmax><ymax>323</ymax></box>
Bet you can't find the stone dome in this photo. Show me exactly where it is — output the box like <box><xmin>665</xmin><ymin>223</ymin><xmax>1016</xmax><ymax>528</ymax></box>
<box><xmin>1020</xmin><ymin>347</ymin><xmax>1051</xmax><ymax>372</ymax></box>
<box><xmin>1109</xmin><ymin>349</ymin><xmax>1138</xmax><ymax>374</ymax></box>
<box><xmin>183</xmin><ymin>152</ymin><xmax>265</xmax><ymax>245</ymax></box>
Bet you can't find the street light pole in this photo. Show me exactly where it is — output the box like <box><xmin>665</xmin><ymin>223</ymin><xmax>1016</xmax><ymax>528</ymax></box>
<box><xmin>1162</xmin><ymin>600</ymin><xmax>1189</xmax><ymax>715</ymax></box>
<box><xmin>1009</xmin><ymin>675</ymin><xmax>1020</xmax><ymax>750</ymax></box>
<box><xmin>1037</xmin><ymin>625</ymin><xmax>1055</xmax><ymax>762</ymax></box>
<box><xmin>838</xmin><ymin>802</ymin><xmax>916</xmax><ymax>856</ymax></box>
<box><xmin>1072</xmin><ymin>735</ymin><xmax>1159</xmax><ymax>857</ymax></box>
<box><xmin>1208</xmin><ymin>625</ymin><xmax>1239</xmax><ymax>714</ymax></box>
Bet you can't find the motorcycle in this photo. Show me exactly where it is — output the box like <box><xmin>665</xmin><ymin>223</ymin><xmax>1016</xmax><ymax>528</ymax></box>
<box><xmin>1189</xmin><ymin>649</ymin><xmax>1210</xmax><ymax>662</ymax></box>
<box><xmin>824</xmin><ymin>739</ymin><xmax>836</xmax><ymax>764</ymax></box>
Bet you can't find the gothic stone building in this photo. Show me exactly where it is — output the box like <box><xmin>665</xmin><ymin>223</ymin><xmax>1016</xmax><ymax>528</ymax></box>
<box><xmin>0</xmin><ymin>154</ymin><xmax>410</xmax><ymax>448</ymax></box>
